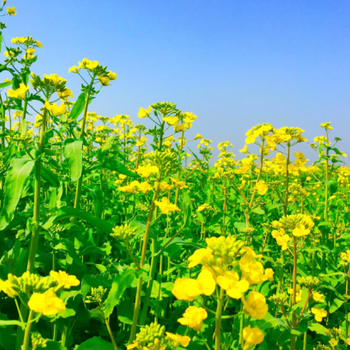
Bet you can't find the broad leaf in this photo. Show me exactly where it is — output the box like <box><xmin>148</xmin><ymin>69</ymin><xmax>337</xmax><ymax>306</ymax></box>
<box><xmin>0</xmin><ymin>157</ymin><xmax>35</xmax><ymax>231</ymax></box>
<box><xmin>64</xmin><ymin>140</ymin><xmax>83</xmax><ymax>182</ymax></box>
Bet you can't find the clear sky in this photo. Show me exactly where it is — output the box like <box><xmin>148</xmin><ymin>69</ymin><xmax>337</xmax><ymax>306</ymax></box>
<box><xmin>2</xmin><ymin>0</ymin><xmax>350</xmax><ymax>163</ymax></box>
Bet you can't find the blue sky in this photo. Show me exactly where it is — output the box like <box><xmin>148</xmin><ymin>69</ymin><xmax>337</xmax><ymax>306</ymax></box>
<box><xmin>2</xmin><ymin>0</ymin><xmax>350</xmax><ymax>163</ymax></box>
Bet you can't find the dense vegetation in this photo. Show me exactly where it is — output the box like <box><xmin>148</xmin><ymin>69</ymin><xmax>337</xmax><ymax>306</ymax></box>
<box><xmin>1</xmin><ymin>3</ymin><xmax>350</xmax><ymax>350</ymax></box>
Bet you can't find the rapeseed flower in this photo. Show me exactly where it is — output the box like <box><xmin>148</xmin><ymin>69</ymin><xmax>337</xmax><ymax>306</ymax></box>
<box><xmin>154</xmin><ymin>197</ymin><xmax>180</xmax><ymax>214</ymax></box>
<box><xmin>312</xmin><ymin>308</ymin><xmax>327</xmax><ymax>322</ymax></box>
<box><xmin>49</xmin><ymin>271</ymin><xmax>80</xmax><ymax>289</ymax></box>
<box><xmin>242</xmin><ymin>292</ymin><xmax>268</xmax><ymax>320</ymax></box>
<box><xmin>7</xmin><ymin>83</ymin><xmax>29</xmax><ymax>100</ymax></box>
<box><xmin>242</xmin><ymin>325</ymin><xmax>264</xmax><ymax>350</ymax></box>
<box><xmin>28</xmin><ymin>290</ymin><xmax>65</xmax><ymax>315</ymax></box>
<box><xmin>177</xmin><ymin>306</ymin><xmax>207</xmax><ymax>331</ymax></box>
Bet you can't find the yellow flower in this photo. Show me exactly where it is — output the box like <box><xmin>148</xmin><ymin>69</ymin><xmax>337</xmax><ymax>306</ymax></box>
<box><xmin>0</xmin><ymin>278</ymin><xmax>18</xmax><ymax>298</ymax></box>
<box><xmin>256</xmin><ymin>181</ymin><xmax>268</xmax><ymax>195</ymax></box>
<box><xmin>138</xmin><ymin>105</ymin><xmax>152</xmax><ymax>118</ymax></box>
<box><xmin>188</xmin><ymin>248</ymin><xmax>213</xmax><ymax>268</ymax></box>
<box><xmin>98</xmin><ymin>75</ymin><xmax>110</xmax><ymax>86</ymax></box>
<box><xmin>118</xmin><ymin>180</ymin><xmax>140</xmax><ymax>194</ymax></box>
<box><xmin>243</xmin><ymin>292</ymin><xmax>268</xmax><ymax>320</ymax></box>
<box><xmin>329</xmin><ymin>338</ymin><xmax>337</xmax><ymax>347</ymax></box>
<box><xmin>320</xmin><ymin>122</ymin><xmax>333</xmax><ymax>130</ymax></box>
<box><xmin>312</xmin><ymin>291</ymin><xmax>324</xmax><ymax>302</ymax></box>
<box><xmin>45</xmin><ymin>102</ymin><xmax>67</xmax><ymax>116</ymax></box>
<box><xmin>197</xmin><ymin>203</ymin><xmax>210</xmax><ymax>212</ymax></box>
<box><xmin>49</xmin><ymin>271</ymin><xmax>80</xmax><ymax>289</ymax></box>
<box><xmin>177</xmin><ymin>306</ymin><xmax>207</xmax><ymax>331</ymax></box>
<box><xmin>155</xmin><ymin>181</ymin><xmax>174</xmax><ymax>192</ymax></box>
<box><xmin>138</xmin><ymin>182</ymin><xmax>152</xmax><ymax>195</ymax></box>
<box><xmin>194</xmin><ymin>134</ymin><xmax>202</xmax><ymax>140</ymax></box>
<box><xmin>154</xmin><ymin>197</ymin><xmax>180</xmax><ymax>214</ymax></box>
<box><xmin>165</xmin><ymin>333</ymin><xmax>191</xmax><ymax>347</ymax></box>
<box><xmin>57</xmin><ymin>87</ymin><xmax>73</xmax><ymax>100</ymax></box>
<box><xmin>136</xmin><ymin>164</ymin><xmax>159</xmax><ymax>178</ymax></box>
<box><xmin>263</xmin><ymin>268</ymin><xmax>274</xmax><ymax>282</ymax></box>
<box><xmin>28</xmin><ymin>290</ymin><xmax>65</xmax><ymax>316</ymax></box>
<box><xmin>108</xmin><ymin>71</ymin><xmax>117</xmax><ymax>80</ymax></box>
<box><xmin>7</xmin><ymin>6</ymin><xmax>16</xmax><ymax>15</ymax></box>
<box><xmin>276</xmin><ymin>234</ymin><xmax>290</xmax><ymax>251</ymax></box>
<box><xmin>292</xmin><ymin>223</ymin><xmax>310</xmax><ymax>237</ymax></box>
<box><xmin>311</xmin><ymin>307</ymin><xmax>327</xmax><ymax>322</ymax></box>
<box><xmin>68</xmin><ymin>65</ymin><xmax>81</xmax><ymax>74</ymax></box>
<box><xmin>79</xmin><ymin>58</ymin><xmax>99</xmax><ymax>71</ymax></box>
<box><xmin>172</xmin><ymin>278</ymin><xmax>202</xmax><ymax>301</ymax></box>
<box><xmin>243</xmin><ymin>325</ymin><xmax>264</xmax><ymax>349</ymax></box>
<box><xmin>163</xmin><ymin>116</ymin><xmax>179</xmax><ymax>125</ymax></box>
<box><xmin>239</xmin><ymin>145</ymin><xmax>249</xmax><ymax>153</ymax></box>
<box><xmin>170</xmin><ymin>177</ymin><xmax>188</xmax><ymax>189</ymax></box>
<box><xmin>197</xmin><ymin>269</ymin><xmax>216</xmax><ymax>296</ymax></box>
<box><xmin>7</xmin><ymin>83</ymin><xmax>29</xmax><ymax>100</ymax></box>
<box><xmin>239</xmin><ymin>247</ymin><xmax>265</xmax><ymax>285</ymax></box>
<box><xmin>24</xmin><ymin>48</ymin><xmax>35</xmax><ymax>60</ymax></box>
<box><xmin>217</xmin><ymin>271</ymin><xmax>249</xmax><ymax>299</ymax></box>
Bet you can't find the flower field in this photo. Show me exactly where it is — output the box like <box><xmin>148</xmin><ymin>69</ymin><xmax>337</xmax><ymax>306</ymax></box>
<box><xmin>1</xmin><ymin>3</ymin><xmax>350</xmax><ymax>350</ymax></box>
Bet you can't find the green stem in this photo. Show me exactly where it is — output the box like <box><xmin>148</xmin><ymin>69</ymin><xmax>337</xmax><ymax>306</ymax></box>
<box><xmin>129</xmin><ymin>187</ymin><xmax>160</xmax><ymax>343</ymax></box>
<box><xmin>105</xmin><ymin>318</ymin><xmax>118</xmax><ymax>350</ymax></box>
<box><xmin>73</xmin><ymin>77</ymin><xmax>95</xmax><ymax>210</ymax></box>
<box><xmin>284</xmin><ymin>141</ymin><xmax>291</xmax><ymax>216</ymax></box>
<box><xmin>291</xmin><ymin>236</ymin><xmax>297</xmax><ymax>350</ymax></box>
<box><xmin>21</xmin><ymin>310</ymin><xmax>34</xmax><ymax>350</ymax></box>
<box><xmin>27</xmin><ymin>106</ymin><xmax>48</xmax><ymax>273</ymax></box>
<box><xmin>215</xmin><ymin>288</ymin><xmax>224</xmax><ymax>350</ymax></box>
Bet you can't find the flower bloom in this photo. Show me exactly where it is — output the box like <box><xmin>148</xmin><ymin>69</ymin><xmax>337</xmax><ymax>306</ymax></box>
<box><xmin>256</xmin><ymin>181</ymin><xmax>268</xmax><ymax>195</ymax></box>
<box><xmin>44</xmin><ymin>102</ymin><xmax>67</xmax><ymax>116</ymax></box>
<box><xmin>311</xmin><ymin>307</ymin><xmax>327</xmax><ymax>322</ymax></box>
<box><xmin>78</xmin><ymin>58</ymin><xmax>99</xmax><ymax>71</ymax></box>
<box><xmin>217</xmin><ymin>271</ymin><xmax>249</xmax><ymax>299</ymax></box>
<box><xmin>7</xmin><ymin>6</ymin><xmax>16</xmax><ymax>15</ymax></box>
<box><xmin>292</xmin><ymin>223</ymin><xmax>310</xmax><ymax>237</ymax></box>
<box><xmin>243</xmin><ymin>325</ymin><xmax>264</xmax><ymax>349</ymax></box>
<box><xmin>188</xmin><ymin>248</ymin><xmax>213</xmax><ymax>268</ymax></box>
<box><xmin>136</xmin><ymin>164</ymin><xmax>159</xmax><ymax>178</ymax></box>
<box><xmin>0</xmin><ymin>278</ymin><xmax>18</xmax><ymax>298</ymax></box>
<box><xmin>57</xmin><ymin>87</ymin><xmax>73</xmax><ymax>100</ymax></box>
<box><xmin>138</xmin><ymin>106</ymin><xmax>152</xmax><ymax>118</ymax></box>
<box><xmin>28</xmin><ymin>290</ymin><xmax>66</xmax><ymax>315</ymax></box>
<box><xmin>243</xmin><ymin>292</ymin><xmax>268</xmax><ymax>320</ymax></box>
<box><xmin>197</xmin><ymin>203</ymin><xmax>210</xmax><ymax>212</ymax></box>
<box><xmin>177</xmin><ymin>306</ymin><xmax>207</xmax><ymax>331</ymax></box>
<box><xmin>154</xmin><ymin>197</ymin><xmax>180</xmax><ymax>214</ymax></box>
<box><xmin>7</xmin><ymin>83</ymin><xmax>29</xmax><ymax>100</ymax></box>
<box><xmin>165</xmin><ymin>333</ymin><xmax>191</xmax><ymax>347</ymax></box>
<box><xmin>49</xmin><ymin>271</ymin><xmax>80</xmax><ymax>289</ymax></box>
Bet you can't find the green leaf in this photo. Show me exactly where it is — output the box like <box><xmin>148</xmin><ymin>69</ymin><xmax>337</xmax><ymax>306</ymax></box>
<box><xmin>101</xmin><ymin>135</ymin><xmax>115</xmax><ymax>153</ymax></box>
<box><xmin>103</xmin><ymin>269</ymin><xmax>138</xmax><ymax>318</ymax></box>
<box><xmin>252</xmin><ymin>207</ymin><xmax>265</xmax><ymax>215</ymax></box>
<box><xmin>0</xmin><ymin>157</ymin><xmax>35</xmax><ymax>231</ymax></box>
<box><xmin>75</xmin><ymin>337</ymin><xmax>115</xmax><ymax>350</ymax></box>
<box><xmin>85</xmin><ymin>188</ymin><xmax>103</xmax><ymax>218</ymax></box>
<box><xmin>329</xmin><ymin>298</ymin><xmax>344</xmax><ymax>313</ymax></box>
<box><xmin>308</xmin><ymin>322</ymin><xmax>328</xmax><ymax>335</ymax></box>
<box><xmin>68</xmin><ymin>92</ymin><xmax>86</xmax><ymax>120</ymax></box>
<box><xmin>102</xmin><ymin>157</ymin><xmax>138</xmax><ymax>177</ymax></box>
<box><xmin>41</xmin><ymin>165</ymin><xmax>60</xmax><ymax>187</ymax></box>
<box><xmin>44</xmin><ymin>341</ymin><xmax>67</xmax><ymax>350</ymax></box>
<box><xmin>0</xmin><ymin>80</ymin><xmax>12</xmax><ymax>89</ymax></box>
<box><xmin>64</xmin><ymin>140</ymin><xmax>83</xmax><ymax>182</ymax></box>
<box><xmin>43</xmin><ymin>207</ymin><xmax>114</xmax><ymax>234</ymax></box>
